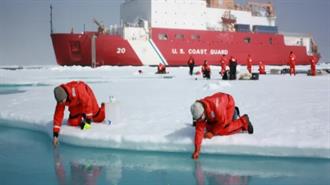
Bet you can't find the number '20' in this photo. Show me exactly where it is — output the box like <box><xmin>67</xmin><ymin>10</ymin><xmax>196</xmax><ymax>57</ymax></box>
<box><xmin>116</xmin><ymin>48</ymin><xmax>126</xmax><ymax>54</ymax></box>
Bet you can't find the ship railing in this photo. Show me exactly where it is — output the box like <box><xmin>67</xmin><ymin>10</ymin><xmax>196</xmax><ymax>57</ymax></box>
<box><xmin>206</xmin><ymin>26</ymin><xmax>222</xmax><ymax>31</ymax></box>
<box><xmin>108</xmin><ymin>24</ymin><xmax>123</xmax><ymax>36</ymax></box>
<box><xmin>281</xmin><ymin>32</ymin><xmax>312</xmax><ymax>38</ymax></box>
<box><xmin>107</xmin><ymin>24</ymin><xmax>151</xmax><ymax>41</ymax></box>
<box><xmin>207</xmin><ymin>0</ymin><xmax>276</xmax><ymax>18</ymax></box>
<box><xmin>247</xmin><ymin>1</ymin><xmax>276</xmax><ymax>17</ymax></box>
<box><xmin>123</xmin><ymin>22</ymin><xmax>140</xmax><ymax>28</ymax></box>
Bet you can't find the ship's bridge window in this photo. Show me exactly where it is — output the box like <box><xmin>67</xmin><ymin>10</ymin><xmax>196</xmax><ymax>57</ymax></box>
<box><xmin>191</xmin><ymin>34</ymin><xmax>200</xmax><ymax>40</ymax></box>
<box><xmin>175</xmin><ymin>34</ymin><xmax>184</xmax><ymax>40</ymax></box>
<box><xmin>244</xmin><ymin>37</ymin><xmax>251</xmax><ymax>44</ymax></box>
<box><xmin>158</xmin><ymin>33</ymin><xmax>168</xmax><ymax>40</ymax></box>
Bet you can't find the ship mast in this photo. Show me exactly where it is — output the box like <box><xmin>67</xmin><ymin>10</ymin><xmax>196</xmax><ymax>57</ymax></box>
<box><xmin>50</xmin><ymin>0</ymin><xmax>54</xmax><ymax>34</ymax></box>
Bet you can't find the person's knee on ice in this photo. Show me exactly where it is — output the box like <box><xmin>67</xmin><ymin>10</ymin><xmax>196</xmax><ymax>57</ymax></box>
<box><xmin>92</xmin><ymin>103</ymin><xmax>106</xmax><ymax>122</ymax></box>
<box><xmin>204</xmin><ymin>132</ymin><xmax>214</xmax><ymax>139</ymax></box>
<box><xmin>68</xmin><ymin>115</ymin><xmax>83</xmax><ymax>126</ymax></box>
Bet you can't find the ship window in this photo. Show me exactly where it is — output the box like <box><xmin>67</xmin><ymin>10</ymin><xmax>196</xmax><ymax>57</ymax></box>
<box><xmin>244</xmin><ymin>37</ymin><xmax>251</xmax><ymax>44</ymax></box>
<box><xmin>191</xmin><ymin>34</ymin><xmax>200</xmax><ymax>40</ymax></box>
<box><xmin>175</xmin><ymin>34</ymin><xmax>184</xmax><ymax>40</ymax></box>
<box><xmin>269</xmin><ymin>37</ymin><xmax>273</xmax><ymax>44</ymax></box>
<box><xmin>158</xmin><ymin>33</ymin><xmax>168</xmax><ymax>40</ymax></box>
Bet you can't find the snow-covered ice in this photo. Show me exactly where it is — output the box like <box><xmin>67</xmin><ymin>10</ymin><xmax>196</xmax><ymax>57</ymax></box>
<box><xmin>0</xmin><ymin>65</ymin><xmax>329</xmax><ymax>158</ymax></box>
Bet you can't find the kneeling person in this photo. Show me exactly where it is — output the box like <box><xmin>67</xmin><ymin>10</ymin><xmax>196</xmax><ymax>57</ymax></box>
<box><xmin>53</xmin><ymin>81</ymin><xmax>105</xmax><ymax>145</ymax></box>
<box><xmin>190</xmin><ymin>92</ymin><xmax>254</xmax><ymax>159</ymax></box>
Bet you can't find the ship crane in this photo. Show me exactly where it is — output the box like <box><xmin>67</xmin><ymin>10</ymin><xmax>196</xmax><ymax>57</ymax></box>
<box><xmin>93</xmin><ymin>18</ymin><xmax>108</xmax><ymax>34</ymax></box>
<box><xmin>221</xmin><ymin>10</ymin><xmax>236</xmax><ymax>32</ymax></box>
<box><xmin>247</xmin><ymin>1</ymin><xmax>275</xmax><ymax>17</ymax></box>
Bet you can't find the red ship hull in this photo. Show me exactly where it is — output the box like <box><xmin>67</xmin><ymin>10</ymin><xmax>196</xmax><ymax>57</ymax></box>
<box><xmin>51</xmin><ymin>32</ymin><xmax>142</xmax><ymax>66</ymax></box>
<box><xmin>51</xmin><ymin>28</ymin><xmax>319</xmax><ymax>66</ymax></box>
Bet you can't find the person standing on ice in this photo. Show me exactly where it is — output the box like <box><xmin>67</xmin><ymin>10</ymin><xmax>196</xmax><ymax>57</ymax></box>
<box><xmin>258</xmin><ymin>61</ymin><xmax>266</xmax><ymax>75</ymax></box>
<box><xmin>219</xmin><ymin>54</ymin><xmax>227</xmax><ymax>77</ymax></box>
<box><xmin>310</xmin><ymin>56</ymin><xmax>317</xmax><ymax>76</ymax></box>
<box><xmin>52</xmin><ymin>81</ymin><xmax>105</xmax><ymax>145</ymax></box>
<box><xmin>246</xmin><ymin>54</ymin><xmax>253</xmax><ymax>74</ymax></box>
<box><xmin>190</xmin><ymin>92</ymin><xmax>254</xmax><ymax>160</ymax></box>
<box><xmin>201</xmin><ymin>60</ymin><xmax>211</xmax><ymax>79</ymax></box>
<box><xmin>229</xmin><ymin>56</ymin><xmax>237</xmax><ymax>80</ymax></box>
<box><xmin>156</xmin><ymin>63</ymin><xmax>167</xmax><ymax>74</ymax></box>
<box><xmin>288</xmin><ymin>51</ymin><xmax>296</xmax><ymax>76</ymax></box>
<box><xmin>187</xmin><ymin>56</ymin><xmax>195</xmax><ymax>75</ymax></box>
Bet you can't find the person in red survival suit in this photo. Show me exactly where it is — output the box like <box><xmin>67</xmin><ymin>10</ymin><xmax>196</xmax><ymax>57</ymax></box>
<box><xmin>310</xmin><ymin>56</ymin><xmax>317</xmax><ymax>76</ymax></box>
<box><xmin>157</xmin><ymin>63</ymin><xmax>167</xmax><ymax>74</ymax></box>
<box><xmin>288</xmin><ymin>51</ymin><xmax>296</xmax><ymax>76</ymax></box>
<box><xmin>53</xmin><ymin>81</ymin><xmax>105</xmax><ymax>145</ymax></box>
<box><xmin>220</xmin><ymin>55</ymin><xmax>227</xmax><ymax>77</ymax></box>
<box><xmin>258</xmin><ymin>61</ymin><xmax>266</xmax><ymax>75</ymax></box>
<box><xmin>187</xmin><ymin>56</ymin><xmax>195</xmax><ymax>75</ymax></box>
<box><xmin>201</xmin><ymin>60</ymin><xmax>211</xmax><ymax>79</ymax></box>
<box><xmin>190</xmin><ymin>92</ymin><xmax>254</xmax><ymax>159</ymax></box>
<box><xmin>246</xmin><ymin>54</ymin><xmax>253</xmax><ymax>74</ymax></box>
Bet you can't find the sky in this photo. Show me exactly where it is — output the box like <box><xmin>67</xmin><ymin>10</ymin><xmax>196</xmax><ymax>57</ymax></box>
<box><xmin>0</xmin><ymin>0</ymin><xmax>329</xmax><ymax>66</ymax></box>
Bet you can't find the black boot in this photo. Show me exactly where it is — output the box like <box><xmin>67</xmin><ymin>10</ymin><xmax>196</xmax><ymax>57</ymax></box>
<box><xmin>243</xmin><ymin>114</ymin><xmax>254</xmax><ymax>134</ymax></box>
<box><xmin>80</xmin><ymin>121</ymin><xmax>85</xmax><ymax>130</ymax></box>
